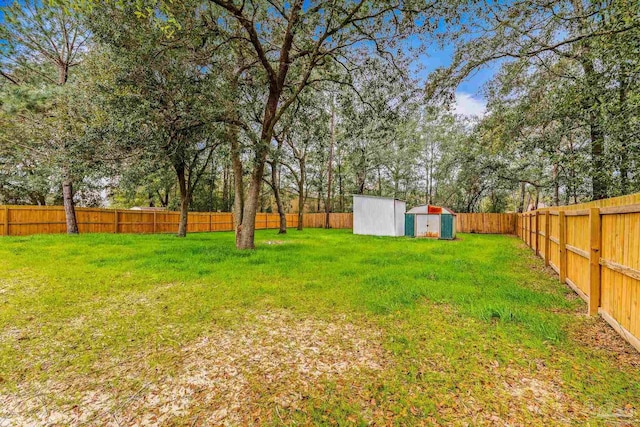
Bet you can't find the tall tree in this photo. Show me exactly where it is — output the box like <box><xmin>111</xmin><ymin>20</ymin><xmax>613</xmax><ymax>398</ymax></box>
<box><xmin>88</xmin><ymin>3</ymin><xmax>226</xmax><ymax>236</ymax></box>
<box><xmin>428</xmin><ymin>0</ymin><xmax>640</xmax><ymax>201</ymax></box>
<box><xmin>204</xmin><ymin>0</ymin><xmax>460</xmax><ymax>248</ymax></box>
<box><xmin>1</xmin><ymin>0</ymin><xmax>90</xmax><ymax>233</ymax></box>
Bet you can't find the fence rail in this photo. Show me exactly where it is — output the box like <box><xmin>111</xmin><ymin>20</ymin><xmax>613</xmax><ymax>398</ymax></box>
<box><xmin>517</xmin><ymin>193</ymin><xmax>640</xmax><ymax>352</ymax></box>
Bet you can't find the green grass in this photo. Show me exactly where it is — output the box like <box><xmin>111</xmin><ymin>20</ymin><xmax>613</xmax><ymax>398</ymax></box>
<box><xmin>1</xmin><ymin>229</ymin><xmax>638</xmax><ymax>425</ymax></box>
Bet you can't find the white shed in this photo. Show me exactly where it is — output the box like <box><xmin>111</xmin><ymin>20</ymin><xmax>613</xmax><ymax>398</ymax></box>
<box><xmin>353</xmin><ymin>195</ymin><xmax>406</xmax><ymax>237</ymax></box>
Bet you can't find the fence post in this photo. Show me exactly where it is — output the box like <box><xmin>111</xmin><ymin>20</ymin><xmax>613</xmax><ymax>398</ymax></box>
<box><xmin>528</xmin><ymin>214</ymin><xmax>533</xmax><ymax>248</ymax></box>
<box><xmin>3</xmin><ymin>206</ymin><xmax>9</xmax><ymax>236</ymax></box>
<box><xmin>559</xmin><ymin>210</ymin><xmax>567</xmax><ymax>284</ymax></box>
<box><xmin>153</xmin><ymin>211</ymin><xmax>157</xmax><ymax>234</ymax></box>
<box><xmin>209</xmin><ymin>213</ymin><xmax>212</xmax><ymax>232</ymax></box>
<box><xmin>535</xmin><ymin>211</ymin><xmax>540</xmax><ymax>256</ymax></box>
<box><xmin>589</xmin><ymin>207</ymin><xmax>601</xmax><ymax>316</ymax></box>
<box><xmin>544</xmin><ymin>211</ymin><xmax>550</xmax><ymax>267</ymax></box>
<box><xmin>114</xmin><ymin>209</ymin><xmax>119</xmax><ymax>233</ymax></box>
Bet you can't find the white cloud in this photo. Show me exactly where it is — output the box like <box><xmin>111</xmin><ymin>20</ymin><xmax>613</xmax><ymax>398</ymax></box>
<box><xmin>453</xmin><ymin>92</ymin><xmax>486</xmax><ymax>118</ymax></box>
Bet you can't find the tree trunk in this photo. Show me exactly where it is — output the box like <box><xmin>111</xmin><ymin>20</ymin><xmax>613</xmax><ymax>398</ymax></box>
<box><xmin>62</xmin><ymin>172</ymin><xmax>79</xmax><ymax>235</ymax></box>
<box><xmin>237</xmin><ymin>156</ymin><xmax>266</xmax><ymax>249</ymax></box>
<box><xmin>270</xmin><ymin>136</ymin><xmax>287</xmax><ymax>234</ymax></box>
<box><xmin>270</xmin><ymin>161</ymin><xmax>287</xmax><ymax>234</ymax></box>
<box><xmin>553</xmin><ymin>164</ymin><xmax>560</xmax><ymax>206</ymax></box>
<box><xmin>337</xmin><ymin>157</ymin><xmax>344</xmax><ymax>212</ymax></box>
<box><xmin>229</xmin><ymin>125</ymin><xmax>245</xmax><ymax>247</ymax></box>
<box><xmin>208</xmin><ymin>159</ymin><xmax>216</xmax><ymax>212</ymax></box>
<box><xmin>518</xmin><ymin>182</ymin><xmax>526</xmax><ymax>213</ymax></box>
<box><xmin>176</xmin><ymin>164</ymin><xmax>190</xmax><ymax>237</ymax></box>
<box><xmin>429</xmin><ymin>141</ymin><xmax>434</xmax><ymax>204</ymax></box>
<box><xmin>58</xmin><ymin>63</ymin><xmax>69</xmax><ymax>85</ymax></box>
<box><xmin>178</xmin><ymin>192</ymin><xmax>190</xmax><ymax>238</ymax></box>
<box><xmin>57</xmin><ymin>60</ymin><xmax>78</xmax><ymax>234</ymax></box>
<box><xmin>222</xmin><ymin>160</ymin><xmax>230</xmax><ymax>211</ymax></box>
<box><xmin>325</xmin><ymin>99</ymin><xmax>335</xmax><ymax>229</ymax></box>
<box><xmin>235</xmin><ymin>77</ymin><xmax>285</xmax><ymax>249</ymax></box>
<box><xmin>524</xmin><ymin>192</ymin><xmax>531</xmax><ymax>212</ymax></box>
<box><xmin>297</xmin><ymin>157</ymin><xmax>305</xmax><ymax>231</ymax></box>
<box><xmin>393</xmin><ymin>172</ymin><xmax>399</xmax><ymax>199</ymax></box>
<box><xmin>575</xmin><ymin>23</ymin><xmax>607</xmax><ymax>200</ymax></box>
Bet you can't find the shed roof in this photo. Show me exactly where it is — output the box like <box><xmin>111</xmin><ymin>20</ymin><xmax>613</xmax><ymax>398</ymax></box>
<box><xmin>406</xmin><ymin>204</ymin><xmax>456</xmax><ymax>215</ymax></box>
<box><xmin>352</xmin><ymin>194</ymin><xmax>405</xmax><ymax>202</ymax></box>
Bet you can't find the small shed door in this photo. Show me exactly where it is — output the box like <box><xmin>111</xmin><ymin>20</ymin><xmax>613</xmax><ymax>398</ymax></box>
<box><xmin>425</xmin><ymin>215</ymin><xmax>440</xmax><ymax>238</ymax></box>
<box><xmin>440</xmin><ymin>214</ymin><xmax>454</xmax><ymax>239</ymax></box>
<box><xmin>404</xmin><ymin>214</ymin><xmax>415</xmax><ymax>237</ymax></box>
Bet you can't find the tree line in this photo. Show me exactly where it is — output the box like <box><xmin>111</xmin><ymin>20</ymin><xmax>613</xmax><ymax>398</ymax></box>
<box><xmin>1</xmin><ymin>0</ymin><xmax>638</xmax><ymax>248</ymax></box>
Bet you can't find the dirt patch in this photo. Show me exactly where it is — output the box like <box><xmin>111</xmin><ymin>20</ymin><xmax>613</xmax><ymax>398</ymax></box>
<box><xmin>502</xmin><ymin>367</ymin><xmax>581</xmax><ymax>423</ymax></box>
<box><xmin>0</xmin><ymin>310</ymin><xmax>386</xmax><ymax>426</ymax></box>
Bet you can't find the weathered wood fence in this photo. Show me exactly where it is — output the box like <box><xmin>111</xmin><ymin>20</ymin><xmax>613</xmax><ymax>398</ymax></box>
<box><xmin>517</xmin><ymin>193</ymin><xmax>640</xmax><ymax>352</ymax></box>
<box><xmin>0</xmin><ymin>206</ymin><xmax>362</xmax><ymax>236</ymax></box>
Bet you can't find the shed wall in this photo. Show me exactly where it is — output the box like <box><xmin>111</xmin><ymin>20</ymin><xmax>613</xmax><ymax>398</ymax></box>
<box><xmin>353</xmin><ymin>196</ymin><xmax>398</xmax><ymax>236</ymax></box>
<box><xmin>439</xmin><ymin>214</ymin><xmax>455</xmax><ymax>239</ymax></box>
<box><xmin>394</xmin><ymin>200</ymin><xmax>406</xmax><ymax>237</ymax></box>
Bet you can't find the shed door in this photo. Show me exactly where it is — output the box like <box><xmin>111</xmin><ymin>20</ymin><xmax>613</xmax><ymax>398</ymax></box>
<box><xmin>425</xmin><ymin>215</ymin><xmax>440</xmax><ymax>238</ymax></box>
<box><xmin>416</xmin><ymin>214</ymin><xmax>440</xmax><ymax>238</ymax></box>
<box><xmin>440</xmin><ymin>214</ymin><xmax>453</xmax><ymax>239</ymax></box>
<box><xmin>404</xmin><ymin>214</ymin><xmax>415</xmax><ymax>237</ymax></box>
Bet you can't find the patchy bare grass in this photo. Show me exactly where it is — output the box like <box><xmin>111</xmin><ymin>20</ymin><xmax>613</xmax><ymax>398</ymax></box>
<box><xmin>1</xmin><ymin>230</ymin><xmax>639</xmax><ymax>426</ymax></box>
<box><xmin>1</xmin><ymin>310</ymin><xmax>386</xmax><ymax>426</ymax></box>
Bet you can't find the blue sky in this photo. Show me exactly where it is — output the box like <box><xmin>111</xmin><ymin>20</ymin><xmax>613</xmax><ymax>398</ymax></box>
<box><xmin>415</xmin><ymin>44</ymin><xmax>496</xmax><ymax>117</ymax></box>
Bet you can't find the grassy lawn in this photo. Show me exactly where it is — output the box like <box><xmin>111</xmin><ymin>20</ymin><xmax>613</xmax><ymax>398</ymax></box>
<box><xmin>1</xmin><ymin>229</ymin><xmax>638</xmax><ymax>426</ymax></box>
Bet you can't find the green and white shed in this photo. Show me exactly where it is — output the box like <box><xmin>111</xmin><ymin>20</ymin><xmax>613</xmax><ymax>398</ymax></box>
<box><xmin>404</xmin><ymin>205</ymin><xmax>457</xmax><ymax>240</ymax></box>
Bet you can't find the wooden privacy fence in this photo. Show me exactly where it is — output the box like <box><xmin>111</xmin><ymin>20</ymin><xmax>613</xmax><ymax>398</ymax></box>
<box><xmin>0</xmin><ymin>205</ymin><xmax>362</xmax><ymax>236</ymax></box>
<box><xmin>456</xmin><ymin>213</ymin><xmax>516</xmax><ymax>234</ymax></box>
<box><xmin>302</xmin><ymin>213</ymin><xmax>354</xmax><ymax>229</ymax></box>
<box><xmin>0</xmin><ymin>207</ymin><xmax>519</xmax><ymax>236</ymax></box>
<box><xmin>518</xmin><ymin>195</ymin><xmax>640</xmax><ymax>352</ymax></box>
